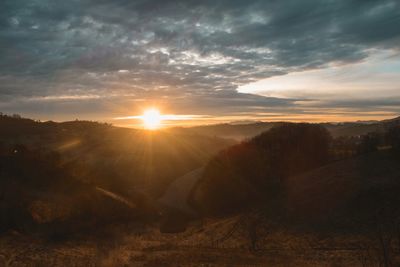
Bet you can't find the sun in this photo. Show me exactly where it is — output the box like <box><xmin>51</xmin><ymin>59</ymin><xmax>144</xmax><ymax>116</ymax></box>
<box><xmin>142</xmin><ymin>108</ymin><xmax>162</xmax><ymax>129</ymax></box>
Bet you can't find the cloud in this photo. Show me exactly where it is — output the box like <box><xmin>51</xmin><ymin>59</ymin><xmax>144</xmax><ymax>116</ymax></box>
<box><xmin>0</xmin><ymin>0</ymin><xmax>399</xmax><ymax>122</ymax></box>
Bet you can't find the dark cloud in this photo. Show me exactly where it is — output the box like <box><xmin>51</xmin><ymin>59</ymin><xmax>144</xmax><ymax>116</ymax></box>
<box><xmin>0</xmin><ymin>0</ymin><xmax>399</xmax><ymax>119</ymax></box>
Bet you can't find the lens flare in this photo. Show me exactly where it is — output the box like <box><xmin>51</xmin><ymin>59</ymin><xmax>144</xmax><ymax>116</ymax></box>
<box><xmin>142</xmin><ymin>108</ymin><xmax>162</xmax><ymax>129</ymax></box>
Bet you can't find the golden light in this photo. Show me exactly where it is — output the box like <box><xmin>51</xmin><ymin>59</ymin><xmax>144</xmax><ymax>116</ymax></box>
<box><xmin>142</xmin><ymin>108</ymin><xmax>162</xmax><ymax>129</ymax></box>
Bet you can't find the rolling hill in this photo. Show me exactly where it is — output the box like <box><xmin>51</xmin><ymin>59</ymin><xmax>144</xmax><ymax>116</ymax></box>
<box><xmin>178</xmin><ymin>116</ymin><xmax>400</xmax><ymax>140</ymax></box>
<box><xmin>0</xmin><ymin>114</ymin><xmax>234</xmax><ymax>197</ymax></box>
<box><xmin>285</xmin><ymin>150</ymin><xmax>400</xmax><ymax>224</ymax></box>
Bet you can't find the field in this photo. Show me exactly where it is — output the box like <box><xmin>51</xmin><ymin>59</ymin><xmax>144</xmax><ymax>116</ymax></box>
<box><xmin>0</xmin><ymin>218</ymin><xmax>390</xmax><ymax>267</ymax></box>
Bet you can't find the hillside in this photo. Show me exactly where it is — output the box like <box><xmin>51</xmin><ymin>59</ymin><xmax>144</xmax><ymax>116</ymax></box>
<box><xmin>0</xmin><ymin>115</ymin><xmax>234</xmax><ymax>197</ymax></box>
<box><xmin>0</xmin><ymin>114</ymin><xmax>237</xmax><ymax>239</ymax></box>
<box><xmin>286</xmin><ymin>150</ymin><xmax>400</xmax><ymax>223</ymax></box>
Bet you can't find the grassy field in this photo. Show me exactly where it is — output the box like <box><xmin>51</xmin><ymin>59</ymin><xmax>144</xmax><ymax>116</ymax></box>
<box><xmin>0</xmin><ymin>216</ymin><xmax>396</xmax><ymax>267</ymax></box>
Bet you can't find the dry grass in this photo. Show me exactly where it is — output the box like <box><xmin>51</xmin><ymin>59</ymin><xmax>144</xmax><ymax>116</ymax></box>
<box><xmin>1</xmin><ymin>216</ymin><xmax>396</xmax><ymax>267</ymax></box>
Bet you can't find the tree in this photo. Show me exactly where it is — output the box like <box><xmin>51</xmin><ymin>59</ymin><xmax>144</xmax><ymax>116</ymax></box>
<box><xmin>386</xmin><ymin>126</ymin><xmax>400</xmax><ymax>151</ymax></box>
<box><xmin>358</xmin><ymin>133</ymin><xmax>380</xmax><ymax>154</ymax></box>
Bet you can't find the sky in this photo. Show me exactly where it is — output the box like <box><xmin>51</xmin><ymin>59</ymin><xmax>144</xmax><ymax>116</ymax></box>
<box><xmin>0</xmin><ymin>0</ymin><xmax>399</xmax><ymax>127</ymax></box>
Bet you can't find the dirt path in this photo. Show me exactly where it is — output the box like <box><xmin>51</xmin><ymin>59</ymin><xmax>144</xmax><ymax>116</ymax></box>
<box><xmin>158</xmin><ymin>167</ymin><xmax>204</xmax><ymax>215</ymax></box>
<box><xmin>95</xmin><ymin>186</ymin><xmax>136</xmax><ymax>209</ymax></box>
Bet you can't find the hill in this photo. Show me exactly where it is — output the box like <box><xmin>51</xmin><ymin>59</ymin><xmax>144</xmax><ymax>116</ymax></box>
<box><xmin>1</xmin><ymin>115</ymin><xmax>400</xmax><ymax>266</ymax></box>
<box><xmin>322</xmin><ymin>116</ymin><xmax>400</xmax><ymax>137</ymax></box>
<box><xmin>0</xmin><ymin>114</ymin><xmax>234</xmax><ymax>197</ymax></box>
<box><xmin>190</xmin><ymin>123</ymin><xmax>332</xmax><ymax>215</ymax></box>
<box><xmin>0</xmin><ymin>114</ymin><xmax>235</xmax><ymax>235</ymax></box>
<box><xmin>286</xmin><ymin>150</ymin><xmax>400</xmax><ymax>224</ymax></box>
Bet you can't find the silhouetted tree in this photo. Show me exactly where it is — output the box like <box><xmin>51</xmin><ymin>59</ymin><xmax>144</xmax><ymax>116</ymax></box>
<box><xmin>358</xmin><ymin>133</ymin><xmax>380</xmax><ymax>154</ymax></box>
<box><xmin>386</xmin><ymin>126</ymin><xmax>400</xmax><ymax>151</ymax></box>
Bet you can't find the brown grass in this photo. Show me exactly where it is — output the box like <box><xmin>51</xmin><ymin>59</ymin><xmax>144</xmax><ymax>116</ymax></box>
<box><xmin>1</xmin><ymin>216</ymin><xmax>396</xmax><ymax>267</ymax></box>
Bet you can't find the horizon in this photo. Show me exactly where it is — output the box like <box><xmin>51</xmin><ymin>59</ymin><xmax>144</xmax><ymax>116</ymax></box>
<box><xmin>2</xmin><ymin>111</ymin><xmax>399</xmax><ymax>130</ymax></box>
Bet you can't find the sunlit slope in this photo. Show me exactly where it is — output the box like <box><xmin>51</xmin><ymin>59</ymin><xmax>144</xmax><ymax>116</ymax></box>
<box><xmin>0</xmin><ymin>115</ymin><xmax>234</xmax><ymax>196</ymax></box>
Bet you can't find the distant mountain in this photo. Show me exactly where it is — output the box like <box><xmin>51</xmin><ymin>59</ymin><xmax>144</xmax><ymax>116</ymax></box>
<box><xmin>323</xmin><ymin>116</ymin><xmax>400</xmax><ymax>137</ymax></box>
<box><xmin>176</xmin><ymin>122</ymin><xmax>281</xmax><ymax>140</ymax></box>
<box><xmin>182</xmin><ymin>116</ymin><xmax>400</xmax><ymax>140</ymax></box>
